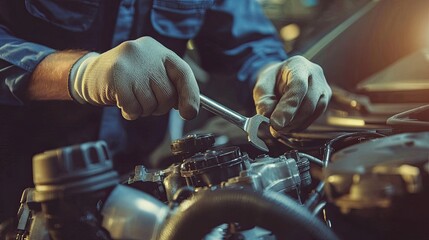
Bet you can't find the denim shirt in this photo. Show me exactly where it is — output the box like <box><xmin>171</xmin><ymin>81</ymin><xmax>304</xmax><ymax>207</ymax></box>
<box><xmin>0</xmin><ymin>0</ymin><xmax>287</xmax><ymax>105</ymax></box>
<box><xmin>0</xmin><ymin>0</ymin><xmax>288</xmax><ymax>161</ymax></box>
<box><xmin>0</xmin><ymin>0</ymin><xmax>287</xmax><ymax>221</ymax></box>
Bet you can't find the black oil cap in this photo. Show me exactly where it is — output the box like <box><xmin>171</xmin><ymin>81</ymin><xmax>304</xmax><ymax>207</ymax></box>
<box><xmin>171</xmin><ymin>133</ymin><xmax>215</xmax><ymax>159</ymax></box>
<box><xmin>33</xmin><ymin>141</ymin><xmax>119</xmax><ymax>202</ymax></box>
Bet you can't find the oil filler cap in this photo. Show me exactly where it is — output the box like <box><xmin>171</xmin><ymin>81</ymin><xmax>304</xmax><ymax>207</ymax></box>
<box><xmin>33</xmin><ymin>141</ymin><xmax>119</xmax><ymax>202</ymax></box>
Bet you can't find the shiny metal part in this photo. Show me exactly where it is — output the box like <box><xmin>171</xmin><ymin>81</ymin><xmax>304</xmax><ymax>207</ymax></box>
<box><xmin>225</xmin><ymin>155</ymin><xmax>301</xmax><ymax>193</ymax></box>
<box><xmin>101</xmin><ymin>185</ymin><xmax>169</xmax><ymax>240</ymax></box>
<box><xmin>128</xmin><ymin>165</ymin><xmax>165</xmax><ymax>184</ymax></box>
<box><xmin>200</xmin><ymin>94</ymin><xmax>269</xmax><ymax>152</ymax></box>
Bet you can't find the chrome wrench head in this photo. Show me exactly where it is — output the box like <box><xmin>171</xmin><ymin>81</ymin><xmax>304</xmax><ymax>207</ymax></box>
<box><xmin>245</xmin><ymin>115</ymin><xmax>270</xmax><ymax>152</ymax></box>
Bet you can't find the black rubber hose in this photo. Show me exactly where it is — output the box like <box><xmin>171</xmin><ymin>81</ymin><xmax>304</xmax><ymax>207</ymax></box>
<box><xmin>158</xmin><ymin>188</ymin><xmax>339</xmax><ymax>240</ymax></box>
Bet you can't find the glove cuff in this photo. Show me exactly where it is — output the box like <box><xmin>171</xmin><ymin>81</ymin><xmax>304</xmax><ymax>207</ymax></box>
<box><xmin>68</xmin><ymin>52</ymin><xmax>100</xmax><ymax>104</ymax></box>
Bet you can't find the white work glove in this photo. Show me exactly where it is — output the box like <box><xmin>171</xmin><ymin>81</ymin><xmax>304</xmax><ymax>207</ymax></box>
<box><xmin>253</xmin><ymin>56</ymin><xmax>332</xmax><ymax>135</ymax></box>
<box><xmin>69</xmin><ymin>37</ymin><xmax>200</xmax><ymax>120</ymax></box>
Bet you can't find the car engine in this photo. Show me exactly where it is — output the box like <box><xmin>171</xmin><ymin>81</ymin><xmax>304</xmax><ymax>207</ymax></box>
<box><xmin>6</xmin><ymin>106</ymin><xmax>429</xmax><ymax>240</ymax></box>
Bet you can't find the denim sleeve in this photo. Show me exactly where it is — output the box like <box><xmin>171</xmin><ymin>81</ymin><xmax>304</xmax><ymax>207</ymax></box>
<box><xmin>0</xmin><ymin>25</ymin><xmax>55</xmax><ymax>105</ymax></box>
<box><xmin>195</xmin><ymin>0</ymin><xmax>287</xmax><ymax>88</ymax></box>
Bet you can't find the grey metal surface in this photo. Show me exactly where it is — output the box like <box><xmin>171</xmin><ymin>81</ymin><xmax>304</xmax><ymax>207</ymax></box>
<box><xmin>200</xmin><ymin>94</ymin><xmax>270</xmax><ymax>152</ymax></box>
<box><xmin>101</xmin><ymin>185</ymin><xmax>169</xmax><ymax>240</ymax></box>
<box><xmin>224</xmin><ymin>155</ymin><xmax>301</xmax><ymax>193</ymax></box>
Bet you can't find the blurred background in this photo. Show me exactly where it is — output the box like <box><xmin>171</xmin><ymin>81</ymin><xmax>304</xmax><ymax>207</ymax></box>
<box><xmin>199</xmin><ymin>0</ymin><xmax>429</xmax><ymax>125</ymax></box>
<box><xmin>154</xmin><ymin>0</ymin><xmax>429</xmax><ymax>165</ymax></box>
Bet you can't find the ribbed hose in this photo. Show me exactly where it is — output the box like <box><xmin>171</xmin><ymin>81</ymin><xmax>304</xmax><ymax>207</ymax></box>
<box><xmin>158</xmin><ymin>188</ymin><xmax>339</xmax><ymax>240</ymax></box>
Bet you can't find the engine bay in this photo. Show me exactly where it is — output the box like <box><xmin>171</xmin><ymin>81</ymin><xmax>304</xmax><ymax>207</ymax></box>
<box><xmin>7</xmin><ymin>103</ymin><xmax>429</xmax><ymax>240</ymax></box>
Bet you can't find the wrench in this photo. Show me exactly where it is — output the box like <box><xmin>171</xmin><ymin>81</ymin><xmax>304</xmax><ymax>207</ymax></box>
<box><xmin>200</xmin><ymin>94</ymin><xmax>270</xmax><ymax>152</ymax></box>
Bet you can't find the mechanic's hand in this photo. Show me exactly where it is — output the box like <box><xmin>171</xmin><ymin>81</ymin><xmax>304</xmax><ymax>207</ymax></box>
<box><xmin>253</xmin><ymin>56</ymin><xmax>332</xmax><ymax>136</ymax></box>
<box><xmin>69</xmin><ymin>36</ymin><xmax>200</xmax><ymax>120</ymax></box>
